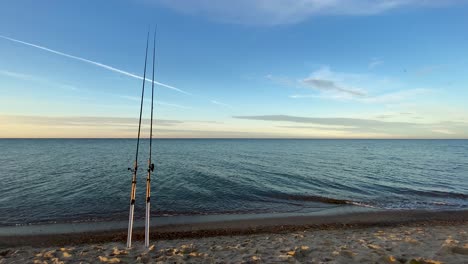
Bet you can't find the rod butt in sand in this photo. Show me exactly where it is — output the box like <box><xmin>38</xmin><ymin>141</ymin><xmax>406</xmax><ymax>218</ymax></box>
<box><xmin>145</xmin><ymin>200</ymin><xmax>150</xmax><ymax>247</ymax></box>
<box><xmin>127</xmin><ymin>202</ymin><xmax>135</xmax><ymax>248</ymax></box>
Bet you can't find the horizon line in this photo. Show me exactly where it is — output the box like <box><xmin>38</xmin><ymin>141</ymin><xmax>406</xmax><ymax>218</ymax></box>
<box><xmin>1</xmin><ymin>137</ymin><xmax>467</xmax><ymax>140</ymax></box>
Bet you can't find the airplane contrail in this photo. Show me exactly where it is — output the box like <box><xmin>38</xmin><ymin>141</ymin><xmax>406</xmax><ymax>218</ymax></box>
<box><xmin>0</xmin><ymin>35</ymin><xmax>191</xmax><ymax>95</ymax></box>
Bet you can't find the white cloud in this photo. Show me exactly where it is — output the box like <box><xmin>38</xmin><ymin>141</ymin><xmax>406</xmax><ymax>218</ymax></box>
<box><xmin>269</xmin><ymin>66</ymin><xmax>370</xmax><ymax>98</ymax></box>
<box><xmin>154</xmin><ymin>0</ymin><xmax>458</xmax><ymax>25</ymax></box>
<box><xmin>298</xmin><ymin>66</ymin><xmax>369</xmax><ymax>98</ymax></box>
<box><xmin>275</xmin><ymin>66</ymin><xmax>430</xmax><ymax>104</ymax></box>
<box><xmin>301</xmin><ymin>77</ymin><xmax>366</xmax><ymax>97</ymax></box>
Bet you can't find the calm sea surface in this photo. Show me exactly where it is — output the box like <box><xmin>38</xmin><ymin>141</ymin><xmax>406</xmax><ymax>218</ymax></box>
<box><xmin>0</xmin><ymin>139</ymin><xmax>467</xmax><ymax>227</ymax></box>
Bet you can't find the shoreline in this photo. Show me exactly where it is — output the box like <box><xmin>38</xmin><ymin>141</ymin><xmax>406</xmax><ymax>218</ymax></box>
<box><xmin>1</xmin><ymin>209</ymin><xmax>467</xmax><ymax>248</ymax></box>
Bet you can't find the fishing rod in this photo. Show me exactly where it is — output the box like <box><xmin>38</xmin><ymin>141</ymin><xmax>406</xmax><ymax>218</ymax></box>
<box><xmin>145</xmin><ymin>27</ymin><xmax>157</xmax><ymax>248</ymax></box>
<box><xmin>127</xmin><ymin>30</ymin><xmax>150</xmax><ymax>248</ymax></box>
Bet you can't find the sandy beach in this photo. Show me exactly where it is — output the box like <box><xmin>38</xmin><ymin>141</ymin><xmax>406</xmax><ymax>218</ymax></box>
<box><xmin>1</xmin><ymin>211</ymin><xmax>467</xmax><ymax>263</ymax></box>
<box><xmin>1</xmin><ymin>223</ymin><xmax>467</xmax><ymax>264</ymax></box>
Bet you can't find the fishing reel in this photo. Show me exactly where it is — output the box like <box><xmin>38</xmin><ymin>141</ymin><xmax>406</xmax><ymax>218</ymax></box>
<box><xmin>148</xmin><ymin>163</ymin><xmax>154</xmax><ymax>172</ymax></box>
<box><xmin>128</xmin><ymin>166</ymin><xmax>137</xmax><ymax>173</ymax></box>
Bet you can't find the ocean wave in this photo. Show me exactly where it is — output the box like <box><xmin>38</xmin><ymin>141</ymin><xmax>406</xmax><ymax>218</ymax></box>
<box><xmin>267</xmin><ymin>193</ymin><xmax>376</xmax><ymax>208</ymax></box>
<box><xmin>399</xmin><ymin>189</ymin><xmax>468</xmax><ymax>199</ymax></box>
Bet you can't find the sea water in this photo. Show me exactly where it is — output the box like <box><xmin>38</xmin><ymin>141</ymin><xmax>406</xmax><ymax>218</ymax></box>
<box><xmin>0</xmin><ymin>139</ymin><xmax>467</xmax><ymax>227</ymax></box>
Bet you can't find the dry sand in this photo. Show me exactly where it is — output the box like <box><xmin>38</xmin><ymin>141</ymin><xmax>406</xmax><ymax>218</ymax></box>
<box><xmin>1</xmin><ymin>223</ymin><xmax>467</xmax><ymax>263</ymax></box>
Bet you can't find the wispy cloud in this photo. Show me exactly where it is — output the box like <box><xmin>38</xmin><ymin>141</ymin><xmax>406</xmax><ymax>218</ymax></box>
<box><xmin>0</xmin><ymin>115</ymin><xmax>183</xmax><ymax>127</ymax></box>
<box><xmin>117</xmin><ymin>95</ymin><xmax>191</xmax><ymax>109</ymax></box>
<box><xmin>271</xmin><ymin>66</ymin><xmax>429</xmax><ymax>104</ymax></box>
<box><xmin>0</xmin><ymin>115</ymin><xmax>243</xmax><ymax>138</ymax></box>
<box><xmin>415</xmin><ymin>65</ymin><xmax>446</xmax><ymax>76</ymax></box>
<box><xmin>234</xmin><ymin>115</ymin><xmax>418</xmax><ymax>128</ymax></box>
<box><xmin>233</xmin><ymin>115</ymin><xmax>468</xmax><ymax>138</ymax></box>
<box><xmin>0</xmin><ymin>35</ymin><xmax>190</xmax><ymax>95</ymax></box>
<box><xmin>211</xmin><ymin>100</ymin><xmax>232</xmax><ymax>108</ymax></box>
<box><xmin>268</xmin><ymin>66</ymin><xmax>369</xmax><ymax>98</ymax></box>
<box><xmin>301</xmin><ymin>77</ymin><xmax>366</xmax><ymax>97</ymax></box>
<box><xmin>278</xmin><ymin>124</ymin><xmax>358</xmax><ymax>130</ymax></box>
<box><xmin>157</xmin><ymin>101</ymin><xmax>192</xmax><ymax>109</ymax></box>
<box><xmin>289</xmin><ymin>66</ymin><xmax>370</xmax><ymax>99</ymax></box>
<box><xmin>358</xmin><ymin>88</ymin><xmax>429</xmax><ymax>104</ymax></box>
<box><xmin>0</xmin><ymin>69</ymin><xmax>80</xmax><ymax>92</ymax></box>
<box><xmin>117</xmin><ymin>95</ymin><xmax>143</xmax><ymax>102</ymax></box>
<box><xmin>60</xmin><ymin>84</ymin><xmax>79</xmax><ymax>91</ymax></box>
<box><xmin>0</xmin><ymin>115</ymin><xmax>183</xmax><ymax>138</ymax></box>
<box><xmin>265</xmin><ymin>74</ymin><xmax>296</xmax><ymax>87</ymax></box>
<box><xmin>1</xmin><ymin>68</ymin><xmax>196</xmax><ymax>112</ymax></box>
<box><xmin>0</xmin><ymin>70</ymin><xmax>34</xmax><ymax>80</ymax></box>
<box><xmin>154</xmin><ymin>0</ymin><xmax>458</xmax><ymax>25</ymax></box>
<box><xmin>369</xmin><ymin>58</ymin><xmax>384</xmax><ymax>69</ymax></box>
<box><xmin>432</xmin><ymin>129</ymin><xmax>456</xmax><ymax>135</ymax></box>
<box><xmin>290</xmin><ymin>88</ymin><xmax>430</xmax><ymax>104</ymax></box>
<box><xmin>289</xmin><ymin>94</ymin><xmax>320</xmax><ymax>99</ymax></box>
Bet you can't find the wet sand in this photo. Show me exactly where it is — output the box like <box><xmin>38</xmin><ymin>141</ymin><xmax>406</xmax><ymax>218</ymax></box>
<box><xmin>0</xmin><ymin>210</ymin><xmax>467</xmax><ymax>263</ymax></box>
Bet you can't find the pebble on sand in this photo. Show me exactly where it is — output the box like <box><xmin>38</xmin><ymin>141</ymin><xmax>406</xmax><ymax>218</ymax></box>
<box><xmin>98</xmin><ymin>256</ymin><xmax>121</xmax><ymax>263</ymax></box>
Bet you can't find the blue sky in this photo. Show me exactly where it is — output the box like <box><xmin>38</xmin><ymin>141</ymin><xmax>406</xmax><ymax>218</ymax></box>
<box><xmin>1</xmin><ymin>0</ymin><xmax>468</xmax><ymax>138</ymax></box>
